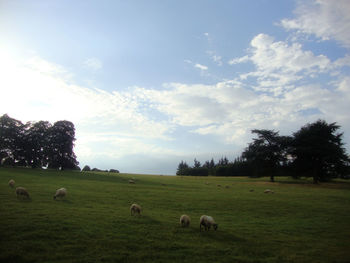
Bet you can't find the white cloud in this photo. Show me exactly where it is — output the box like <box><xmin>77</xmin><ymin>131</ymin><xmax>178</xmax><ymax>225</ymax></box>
<box><xmin>0</xmin><ymin>51</ymin><xmax>174</xmax><ymax>170</ymax></box>
<box><xmin>229</xmin><ymin>33</ymin><xmax>333</xmax><ymax>95</ymax></box>
<box><xmin>206</xmin><ymin>50</ymin><xmax>223</xmax><ymax>66</ymax></box>
<box><xmin>280</xmin><ymin>0</ymin><xmax>350</xmax><ymax>48</ymax></box>
<box><xmin>194</xmin><ymin>63</ymin><xmax>208</xmax><ymax>71</ymax></box>
<box><xmin>250</xmin><ymin>34</ymin><xmax>330</xmax><ymax>74</ymax></box>
<box><xmin>83</xmin><ymin>57</ymin><xmax>103</xmax><ymax>71</ymax></box>
<box><xmin>228</xmin><ymin>55</ymin><xmax>249</xmax><ymax>65</ymax></box>
<box><xmin>212</xmin><ymin>55</ymin><xmax>223</xmax><ymax>66</ymax></box>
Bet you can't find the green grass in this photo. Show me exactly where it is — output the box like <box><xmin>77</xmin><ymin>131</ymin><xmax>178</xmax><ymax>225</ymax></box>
<box><xmin>1</xmin><ymin>168</ymin><xmax>350</xmax><ymax>263</ymax></box>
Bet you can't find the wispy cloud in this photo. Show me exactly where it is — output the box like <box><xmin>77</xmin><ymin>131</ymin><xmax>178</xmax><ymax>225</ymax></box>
<box><xmin>228</xmin><ymin>55</ymin><xmax>249</xmax><ymax>65</ymax></box>
<box><xmin>280</xmin><ymin>0</ymin><xmax>350</xmax><ymax>48</ymax></box>
<box><xmin>194</xmin><ymin>63</ymin><xmax>208</xmax><ymax>71</ymax></box>
<box><xmin>0</xmin><ymin>51</ymin><xmax>174</xmax><ymax>170</ymax></box>
<box><xmin>229</xmin><ymin>33</ymin><xmax>332</xmax><ymax>94</ymax></box>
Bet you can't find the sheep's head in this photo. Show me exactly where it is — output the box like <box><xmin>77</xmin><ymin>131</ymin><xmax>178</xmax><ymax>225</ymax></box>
<box><xmin>213</xmin><ymin>224</ymin><xmax>218</xmax><ymax>231</ymax></box>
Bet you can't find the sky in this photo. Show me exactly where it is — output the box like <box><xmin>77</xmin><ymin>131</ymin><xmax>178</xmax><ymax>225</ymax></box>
<box><xmin>0</xmin><ymin>0</ymin><xmax>350</xmax><ymax>175</ymax></box>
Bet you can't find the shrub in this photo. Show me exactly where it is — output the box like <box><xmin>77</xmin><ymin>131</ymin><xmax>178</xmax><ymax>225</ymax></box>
<box><xmin>82</xmin><ymin>165</ymin><xmax>91</xmax><ymax>172</ymax></box>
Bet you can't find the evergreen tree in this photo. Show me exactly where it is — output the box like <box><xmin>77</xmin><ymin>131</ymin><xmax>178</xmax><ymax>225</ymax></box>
<box><xmin>291</xmin><ymin>120</ymin><xmax>350</xmax><ymax>183</ymax></box>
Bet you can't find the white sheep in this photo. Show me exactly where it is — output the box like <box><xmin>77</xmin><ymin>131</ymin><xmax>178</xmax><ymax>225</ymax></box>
<box><xmin>264</xmin><ymin>189</ymin><xmax>274</xmax><ymax>193</ymax></box>
<box><xmin>129</xmin><ymin>179</ymin><xmax>135</xmax><ymax>184</ymax></box>
<box><xmin>8</xmin><ymin>179</ymin><xmax>15</xmax><ymax>188</ymax></box>
<box><xmin>200</xmin><ymin>215</ymin><xmax>218</xmax><ymax>231</ymax></box>
<box><xmin>130</xmin><ymin>203</ymin><xmax>142</xmax><ymax>215</ymax></box>
<box><xmin>54</xmin><ymin>188</ymin><xmax>67</xmax><ymax>200</ymax></box>
<box><xmin>16</xmin><ymin>187</ymin><xmax>30</xmax><ymax>199</ymax></box>
<box><xmin>180</xmin><ymin>214</ymin><xmax>191</xmax><ymax>227</ymax></box>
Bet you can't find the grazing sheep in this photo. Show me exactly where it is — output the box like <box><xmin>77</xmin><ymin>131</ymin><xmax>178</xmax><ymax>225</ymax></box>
<box><xmin>16</xmin><ymin>187</ymin><xmax>30</xmax><ymax>199</ymax></box>
<box><xmin>130</xmin><ymin>203</ymin><xmax>142</xmax><ymax>215</ymax></box>
<box><xmin>264</xmin><ymin>189</ymin><xmax>274</xmax><ymax>193</ymax></box>
<box><xmin>200</xmin><ymin>215</ymin><xmax>218</xmax><ymax>231</ymax></box>
<box><xmin>180</xmin><ymin>214</ymin><xmax>191</xmax><ymax>227</ymax></box>
<box><xmin>129</xmin><ymin>179</ymin><xmax>135</xmax><ymax>184</ymax></box>
<box><xmin>54</xmin><ymin>188</ymin><xmax>67</xmax><ymax>200</ymax></box>
<box><xmin>8</xmin><ymin>179</ymin><xmax>15</xmax><ymax>188</ymax></box>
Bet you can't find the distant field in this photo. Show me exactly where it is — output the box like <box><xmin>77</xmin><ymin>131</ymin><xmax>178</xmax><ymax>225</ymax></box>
<box><xmin>1</xmin><ymin>168</ymin><xmax>350</xmax><ymax>263</ymax></box>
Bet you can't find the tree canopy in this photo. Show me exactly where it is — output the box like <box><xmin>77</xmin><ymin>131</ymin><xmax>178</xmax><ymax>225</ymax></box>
<box><xmin>291</xmin><ymin>120</ymin><xmax>350</xmax><ymax>183</ymax></box>
<box><xmin>0</xmin><ymin>114</ymin><xmax>79</xmax><ymax>170</ymax></box>
<box><xmin>176</xmin><ymin>120</ymin><xmax>349</xmax><ymax>182</ymax></box>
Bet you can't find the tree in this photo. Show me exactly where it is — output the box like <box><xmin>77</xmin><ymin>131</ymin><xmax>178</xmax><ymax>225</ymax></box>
<box><xmin>176</xmin><ymin>160</ymin><xmax>189</xmax><ymax>175</ymax></box>
<box><xmin>0</xmin><ymin>114</ymin><xmax>26</xmax><ymax>164</ymax></box>
<box><xmin>25</xmin><ymin>121</ymin><xmax>52</xmax><ymax>168</ymax></box>
<box><xmin>242</xmin><ymin>129</ymin><xmax>291</xmax><ymax>182</ymax></box>
<box><xmin>82</xmin><ymin>165</ymin><xmax>91</xmax><ymax>172</ymax></box>
<box><xmin>218</xmin><ymin>156</ymin><xmax>229</xmax><ymax>166</ymax></box>
<box><xmin>193</xmin><ymin>158</ymin><xmax>201</xmax><ymax>168</ymax></box>
<box><xmin>291</xmin><ymin>120</ymin><xmax>350</xmax><ymax>183</ymax></box>
<box><xmin>47</xmin><ymin>120</ymin><xmax>79</xmax><ymax>170</ymax></box>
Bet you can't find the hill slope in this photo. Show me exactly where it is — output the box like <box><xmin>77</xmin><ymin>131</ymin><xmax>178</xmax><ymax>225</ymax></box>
<box><xmin>1</xmin><ymin>168</ymin><xmax>350</xmax><ymax>262</ymax></box>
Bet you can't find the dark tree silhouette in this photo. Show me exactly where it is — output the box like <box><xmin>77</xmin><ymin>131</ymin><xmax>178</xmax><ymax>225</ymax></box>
<box><xmin>0</xmin><ymin>114</ymin><xmax>79</xmax><ymax>170</ymax></box>
<box><xmin>176</xmin><ymin>160</ymin><xmax>189</xmax><ymax>175</ymax></box>
<box><xmin>242</xmin><ymin>129</ymin><xmax>291</xmax><ymax>182</ymax></box>
<box><xmin>25</xmin><ymin>121</ymin><xmax>52</xmax><ymax>168</ymax></box>
<box><xmin>291</xmin><ymin>120</ymin><xmax>350</xmax><ymax>183</ymax></box>
<box><xmin>47</xmin><ymin>120</ymin><xmax>79</xmax><ymax>170</ymax></box>
<box><xmin>0</xmin><ymin>114</ymin><xmax>25</xmax><ymax>164</ymax></box>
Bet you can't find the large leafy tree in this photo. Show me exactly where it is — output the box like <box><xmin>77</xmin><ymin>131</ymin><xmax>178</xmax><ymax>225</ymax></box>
<box><xmin>0</xmin><ymin>114</ymin><xmax>26</xmax><ymax>164</ymax></box>
<box><xmin>25</xmin><ymin>121</ymin><xmax>52</xmax><ymax>168</ymax></box>
<box><xmin>0</xmin><ymin>114</ymin><xmax>79</xmax><ymax>170</ymax></box>
<box><xmin>47</xmin><ymin>120</ymin><xmax>79</xmax><ymax>170</ymax></box>
<box><xmin>291</xmin><ymin>120</ymin><xmax>349</xmax><ymax>183</ymax></box>
<box><xmin>242</xmin><ymin>129</ymin><xmax>292</xmax><ymax>182</ymax></box>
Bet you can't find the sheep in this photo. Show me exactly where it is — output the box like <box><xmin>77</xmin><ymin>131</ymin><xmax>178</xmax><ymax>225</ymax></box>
<box><xmin>8</xmin><ymin>179</ymin><xmax>15</xmax><ymax>188</ymax></box>
<box><xmin>16</xmin><ymin>187</ymin><xmax>30</xmax><ymax>199</ymax></box>
<box><xmin>54</xmin><ymin>188</ymin><xmax>67</xmax><ymax>200</ymax></box>
<box><xmin>180</xmin><ymin>214</ymin><xmax>191</xmax><ymax>227</ymax></box>
<box><xmin>130</xmin><ymin>203</ymin><xmax>142</xmax><ymax>216</ymax></box>
<box><xmin>129</xmin><ymin>179</ymin><xmax>135</xmax><ymax>184</ymax></box>
<box><xmin>200</xmin><ymin>215</ymin><xmax>218</xmax><ymax>231</ymax></box>
<box><xmin>264</xmin><ymin>189</ymin><xmax>274</xmax><ymax>194</ymax></box>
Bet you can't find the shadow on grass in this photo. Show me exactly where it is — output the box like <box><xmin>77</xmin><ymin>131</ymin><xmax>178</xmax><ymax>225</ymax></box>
<box><xmin>17</xmin><ymin>198</ymin><xmax>32</xmax><ymax>202</ymax></box>
<box><xmin>275</xmin><ymin>178</ymin><xmax>350</xmax><ymax>189</ymax></box>
<box><xmin>198</xmin><ymin>228</ymin><xmax>245</xmax><ymax>243</ymax></box>
<box><xmin>129</xmin><ymin>215</ymin><xmax>161</xmax><ymax>225</ymax></box>
<box><xmin>53</xmin><ymin>199</ymin><xmax>73</xmax><ymax>204</ymax></box>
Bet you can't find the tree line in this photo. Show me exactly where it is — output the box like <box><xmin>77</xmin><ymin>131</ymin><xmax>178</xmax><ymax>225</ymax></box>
<box><xmin>0</xmin><ymin>114</ymin><xmax>79</xmax><ymax>170</ymax></box>
<box><xmin>176</xmin><ymin>120</ymin><xmax>350</xmax><ymax>183</ymax></box>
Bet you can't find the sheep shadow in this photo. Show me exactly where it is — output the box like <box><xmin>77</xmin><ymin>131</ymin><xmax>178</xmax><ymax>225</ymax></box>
<box><xmin>197</xmin><ymin>228</ymin><xmax>245</xmax><ymax>243</ymax></box>
<box><xmin>129</xmin><ymin>214</ymin><xmax>161</xmax><ymax>225</ymax></box>
<box><xmin>53</xmin><ymin>199</ymin><xmax>73</xmax><ymax>204</ymax></box>
<box><xmin>17</xmin><ymin>198</ymin><xmax>32</xmax><ymax>202</ymax></box>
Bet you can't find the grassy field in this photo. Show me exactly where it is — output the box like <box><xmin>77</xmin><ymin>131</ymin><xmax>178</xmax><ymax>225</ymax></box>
<box><xmin>1</xmin><ymin>168</ymin><xmax>350</xmax><ymax>263</ymax></box>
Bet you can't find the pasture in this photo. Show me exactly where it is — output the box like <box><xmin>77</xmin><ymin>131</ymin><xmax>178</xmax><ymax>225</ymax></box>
<box><xmin>1</xmin><ymin>167</ymin><xmax>350</xmax><ymax>262</ymax></box>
